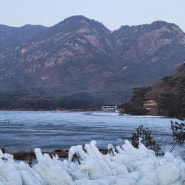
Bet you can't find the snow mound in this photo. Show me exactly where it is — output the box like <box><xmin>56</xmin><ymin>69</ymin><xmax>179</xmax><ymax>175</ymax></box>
<box><xmin>0</xmin><ymin>140</ymin><xmax>185</xmax><ymax>184</ymax></box>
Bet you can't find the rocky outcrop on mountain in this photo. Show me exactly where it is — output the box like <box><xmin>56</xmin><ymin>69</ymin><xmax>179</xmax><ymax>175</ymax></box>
<box><xmin>112</xmin><ymin>21</ymin><xmax>185</xmax><ymax>85</ymax></box>
<box><xmin>0</xmin><ymin>16</ymin><xmax>185</xmax><ymax>105</ymax></box>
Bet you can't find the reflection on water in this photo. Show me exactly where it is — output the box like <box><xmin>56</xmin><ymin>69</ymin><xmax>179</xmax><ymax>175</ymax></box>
<box><xmin>0</xmin><ymin>111</ymin><xmax>177</xmax><ymax>151</ymax></box>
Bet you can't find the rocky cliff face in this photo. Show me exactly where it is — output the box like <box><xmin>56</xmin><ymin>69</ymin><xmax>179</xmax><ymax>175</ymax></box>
<box><xmin>0</xmin><ymin>16</ymin><xmax>185</xmax><ymax>104</ymax></box>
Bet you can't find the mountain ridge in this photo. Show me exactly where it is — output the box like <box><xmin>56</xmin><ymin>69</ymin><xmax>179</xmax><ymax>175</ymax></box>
<box><xmin>0</xmin><ymin>16</ymin><xmax>185</xmax><ymax>108</ymax></box>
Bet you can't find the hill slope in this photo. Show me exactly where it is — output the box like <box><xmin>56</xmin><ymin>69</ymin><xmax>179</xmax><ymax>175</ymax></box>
<box><xmin>147</xmin><ymin>63</ymin><xmax>185</xmax><ymax>118</ymax></box>
<box><xmin>119</xmin><ymin>63</ymin><xmax>185</xmax><ymax>117</ymax></box>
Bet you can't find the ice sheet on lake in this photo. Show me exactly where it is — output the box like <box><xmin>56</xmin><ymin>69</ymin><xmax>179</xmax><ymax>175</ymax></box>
<box><xmin>0</xmin><ymin>140</ymin><xmax>185</xmax><ymax>185</ymax></box>
<box><xmin>0</xmin><ymin>111</ymin><xmax>178</xmax><ymax>151</ymax></box>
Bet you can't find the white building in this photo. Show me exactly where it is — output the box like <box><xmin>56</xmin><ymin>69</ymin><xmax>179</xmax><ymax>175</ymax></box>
<box><xmin>101</xmin><ymin>105</ymin><xmax>117</xmax><ymax>112</ymax></box>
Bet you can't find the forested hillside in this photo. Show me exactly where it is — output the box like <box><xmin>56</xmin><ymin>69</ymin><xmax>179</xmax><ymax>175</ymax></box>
<box><xmin>119</xmin><ymin>63</ymin><xmax>185</xmax><ymax>118</ymax></box>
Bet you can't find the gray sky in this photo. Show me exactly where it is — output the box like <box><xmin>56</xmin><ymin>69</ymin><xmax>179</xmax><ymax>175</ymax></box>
<box><xmin>1</xmin><ymin>0</ymin><xmax>185</xmax><ymax>31</ymax></box>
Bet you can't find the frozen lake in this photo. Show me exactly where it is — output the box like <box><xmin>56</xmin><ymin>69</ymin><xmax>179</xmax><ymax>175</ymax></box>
<box><xmin>0</xmin><ymin>111</ymin><xmax>178</xmax><ymax>152</ymax></box>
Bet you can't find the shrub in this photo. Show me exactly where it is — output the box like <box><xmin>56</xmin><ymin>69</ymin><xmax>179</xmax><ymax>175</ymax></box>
<box><xmin>130</xmin><ymin>125</ymin><xmax>164</xmax><ymax>156</ymax></box>
<box><xmin>171</xmin><ymin>121</ymin><xmax>185</xmax><ymax>144</ymax></box>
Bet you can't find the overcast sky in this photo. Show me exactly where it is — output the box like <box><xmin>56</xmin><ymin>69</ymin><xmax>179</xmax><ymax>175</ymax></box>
<box><xmin>1</xmin><ymin>0</ymin><xmax>185</xmax><ymax>31</ymax></box>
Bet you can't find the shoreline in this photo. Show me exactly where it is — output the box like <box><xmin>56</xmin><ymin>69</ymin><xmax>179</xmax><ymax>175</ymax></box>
<box><xmin>1</xmin><ymin>148</ymin><xmax>108</xmax><ymax>161</ymax></box>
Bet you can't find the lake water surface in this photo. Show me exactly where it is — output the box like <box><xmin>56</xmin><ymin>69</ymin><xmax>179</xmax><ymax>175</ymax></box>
<box><xmin>0</xmin><ymin>111</ymin><xmax>178</xmax><ymax>152</ymax></box>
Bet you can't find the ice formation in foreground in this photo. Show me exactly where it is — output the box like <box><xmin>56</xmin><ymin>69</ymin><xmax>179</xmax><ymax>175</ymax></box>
<box><xmin>0</xmin><ymin>140</ymin><xmax>185</xmax><ymax>185</ymax></box>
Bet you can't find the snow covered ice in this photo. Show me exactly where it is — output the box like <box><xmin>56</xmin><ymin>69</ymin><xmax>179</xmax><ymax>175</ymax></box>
<box><xmin>0</xmin><ymin>140</ymin><xmax>185</xmax><ymax>185</ymax></box>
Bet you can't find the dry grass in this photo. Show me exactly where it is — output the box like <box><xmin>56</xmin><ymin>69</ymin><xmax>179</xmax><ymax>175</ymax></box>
<box><xmin>1</xmin><ymin>148</ymin><xmax>108</xmax><ymax>161</ymax></box>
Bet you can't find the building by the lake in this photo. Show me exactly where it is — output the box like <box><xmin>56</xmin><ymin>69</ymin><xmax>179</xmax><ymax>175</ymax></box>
<box><xmin>101</xmin><ymin>105</ymin><xmax>117</xmax><ymax>112</ymax></box>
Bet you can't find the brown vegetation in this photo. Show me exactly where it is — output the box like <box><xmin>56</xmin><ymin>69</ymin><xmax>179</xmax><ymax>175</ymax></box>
<box><xmin>1</xmin><ymin>148</ymin><xmax>108</xmax><ymax>161</ymax></box>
